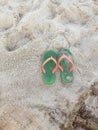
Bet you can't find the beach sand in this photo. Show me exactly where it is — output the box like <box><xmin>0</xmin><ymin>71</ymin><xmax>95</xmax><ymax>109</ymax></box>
<box><xmin>0</xmin><ymin>0</ymin><xmax>98</xmax><ymax>130</ymax></box>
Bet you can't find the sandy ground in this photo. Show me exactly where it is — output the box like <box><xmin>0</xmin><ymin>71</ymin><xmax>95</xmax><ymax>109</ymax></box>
<box><xmin>0</xmin><ymin>0</ymin><xmax>98</xmax><ymax>130</ymax></box>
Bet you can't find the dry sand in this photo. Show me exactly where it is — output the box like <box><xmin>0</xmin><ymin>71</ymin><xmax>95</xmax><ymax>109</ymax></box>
<box><xmin>0</xmin><ymin>0</ymin><xmax>98</xmax><ymax>130</ymax></box>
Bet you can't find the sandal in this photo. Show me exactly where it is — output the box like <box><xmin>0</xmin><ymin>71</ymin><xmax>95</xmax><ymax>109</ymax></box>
<box><xmin>57</xmin><ymin>48</ymin><xmax>75</xmax><ymax>83</ymax></box>
<box><xmin>41</xmin><ymin>50</ymin><xmax>58</xmax><ymax>85</ymax></box>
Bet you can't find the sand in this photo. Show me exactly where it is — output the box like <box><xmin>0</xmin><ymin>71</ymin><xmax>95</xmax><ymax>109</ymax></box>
<box><xmin>0</xmin><ymin>0</ymin><xmax>98</xmax><ymax>130</ymax></box>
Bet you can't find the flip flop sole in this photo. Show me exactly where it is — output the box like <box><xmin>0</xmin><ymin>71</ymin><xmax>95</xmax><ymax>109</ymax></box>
<box><xmin>42</xmin><ymin>50</ymin><xmax>57</xmax><ymax>85</ymax></box>
<box><xmin>58</xmin><ymin>48</ymin><xmax>74</xmax><ymax>83</ymax></box>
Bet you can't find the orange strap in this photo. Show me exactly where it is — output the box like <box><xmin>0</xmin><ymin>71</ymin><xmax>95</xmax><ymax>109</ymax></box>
<box><xmin>58</xmin><ymin>54</ymin><xmax>74</xmax><ymax>72</ymax></box>
<box><xmin>42</xmin><ymin>56</ymin><xmax>58</xmax><ymax>74</ymax></box>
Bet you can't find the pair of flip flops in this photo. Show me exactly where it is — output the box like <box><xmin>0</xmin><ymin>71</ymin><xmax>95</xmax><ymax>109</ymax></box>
<box><xmin>41</xmin><ymin>48</ymin><xmax>75</xmax><ymax>85</ymax></box>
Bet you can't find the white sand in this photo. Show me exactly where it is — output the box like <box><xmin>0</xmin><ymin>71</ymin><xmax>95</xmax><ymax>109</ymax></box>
<box><xmin>0</xmin><ymin>0</ymin><xmax>98</xmax><ymax>130</ymax></box>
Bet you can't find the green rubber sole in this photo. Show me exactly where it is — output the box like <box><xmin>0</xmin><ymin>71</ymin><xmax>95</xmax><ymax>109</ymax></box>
<box><xmin>58</xmin><ymin>48</ymin><xmax>74</xmax><ymax>83</ymax></box>
<box><xmin>42</xmin><ymin>50</ymin><xmax>57</xmax><ymax>85</ymax></box>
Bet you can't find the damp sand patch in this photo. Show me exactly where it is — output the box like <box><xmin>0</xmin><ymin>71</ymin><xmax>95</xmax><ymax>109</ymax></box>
<box><xmin>64</xmin><ymin>83</ymin><xmax>98</xmax><ymax>130</ymax></box>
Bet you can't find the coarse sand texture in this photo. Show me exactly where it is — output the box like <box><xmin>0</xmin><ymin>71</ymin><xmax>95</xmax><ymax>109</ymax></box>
<box><xmin>0</xmin><ymin>0</ymin><xmax>98</xmax><ymax>130</ymax></box>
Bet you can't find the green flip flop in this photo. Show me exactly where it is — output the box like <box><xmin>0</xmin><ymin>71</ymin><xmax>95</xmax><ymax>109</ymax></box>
<box><xmin>58</xmin><ymin>48</ymin><xmax>75</xmax><ymax>83</ymax></box>
<box><xmin>41</xmin><ymin>50</ymin><xmax>58</xmax><ymax>85</ymax></box>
